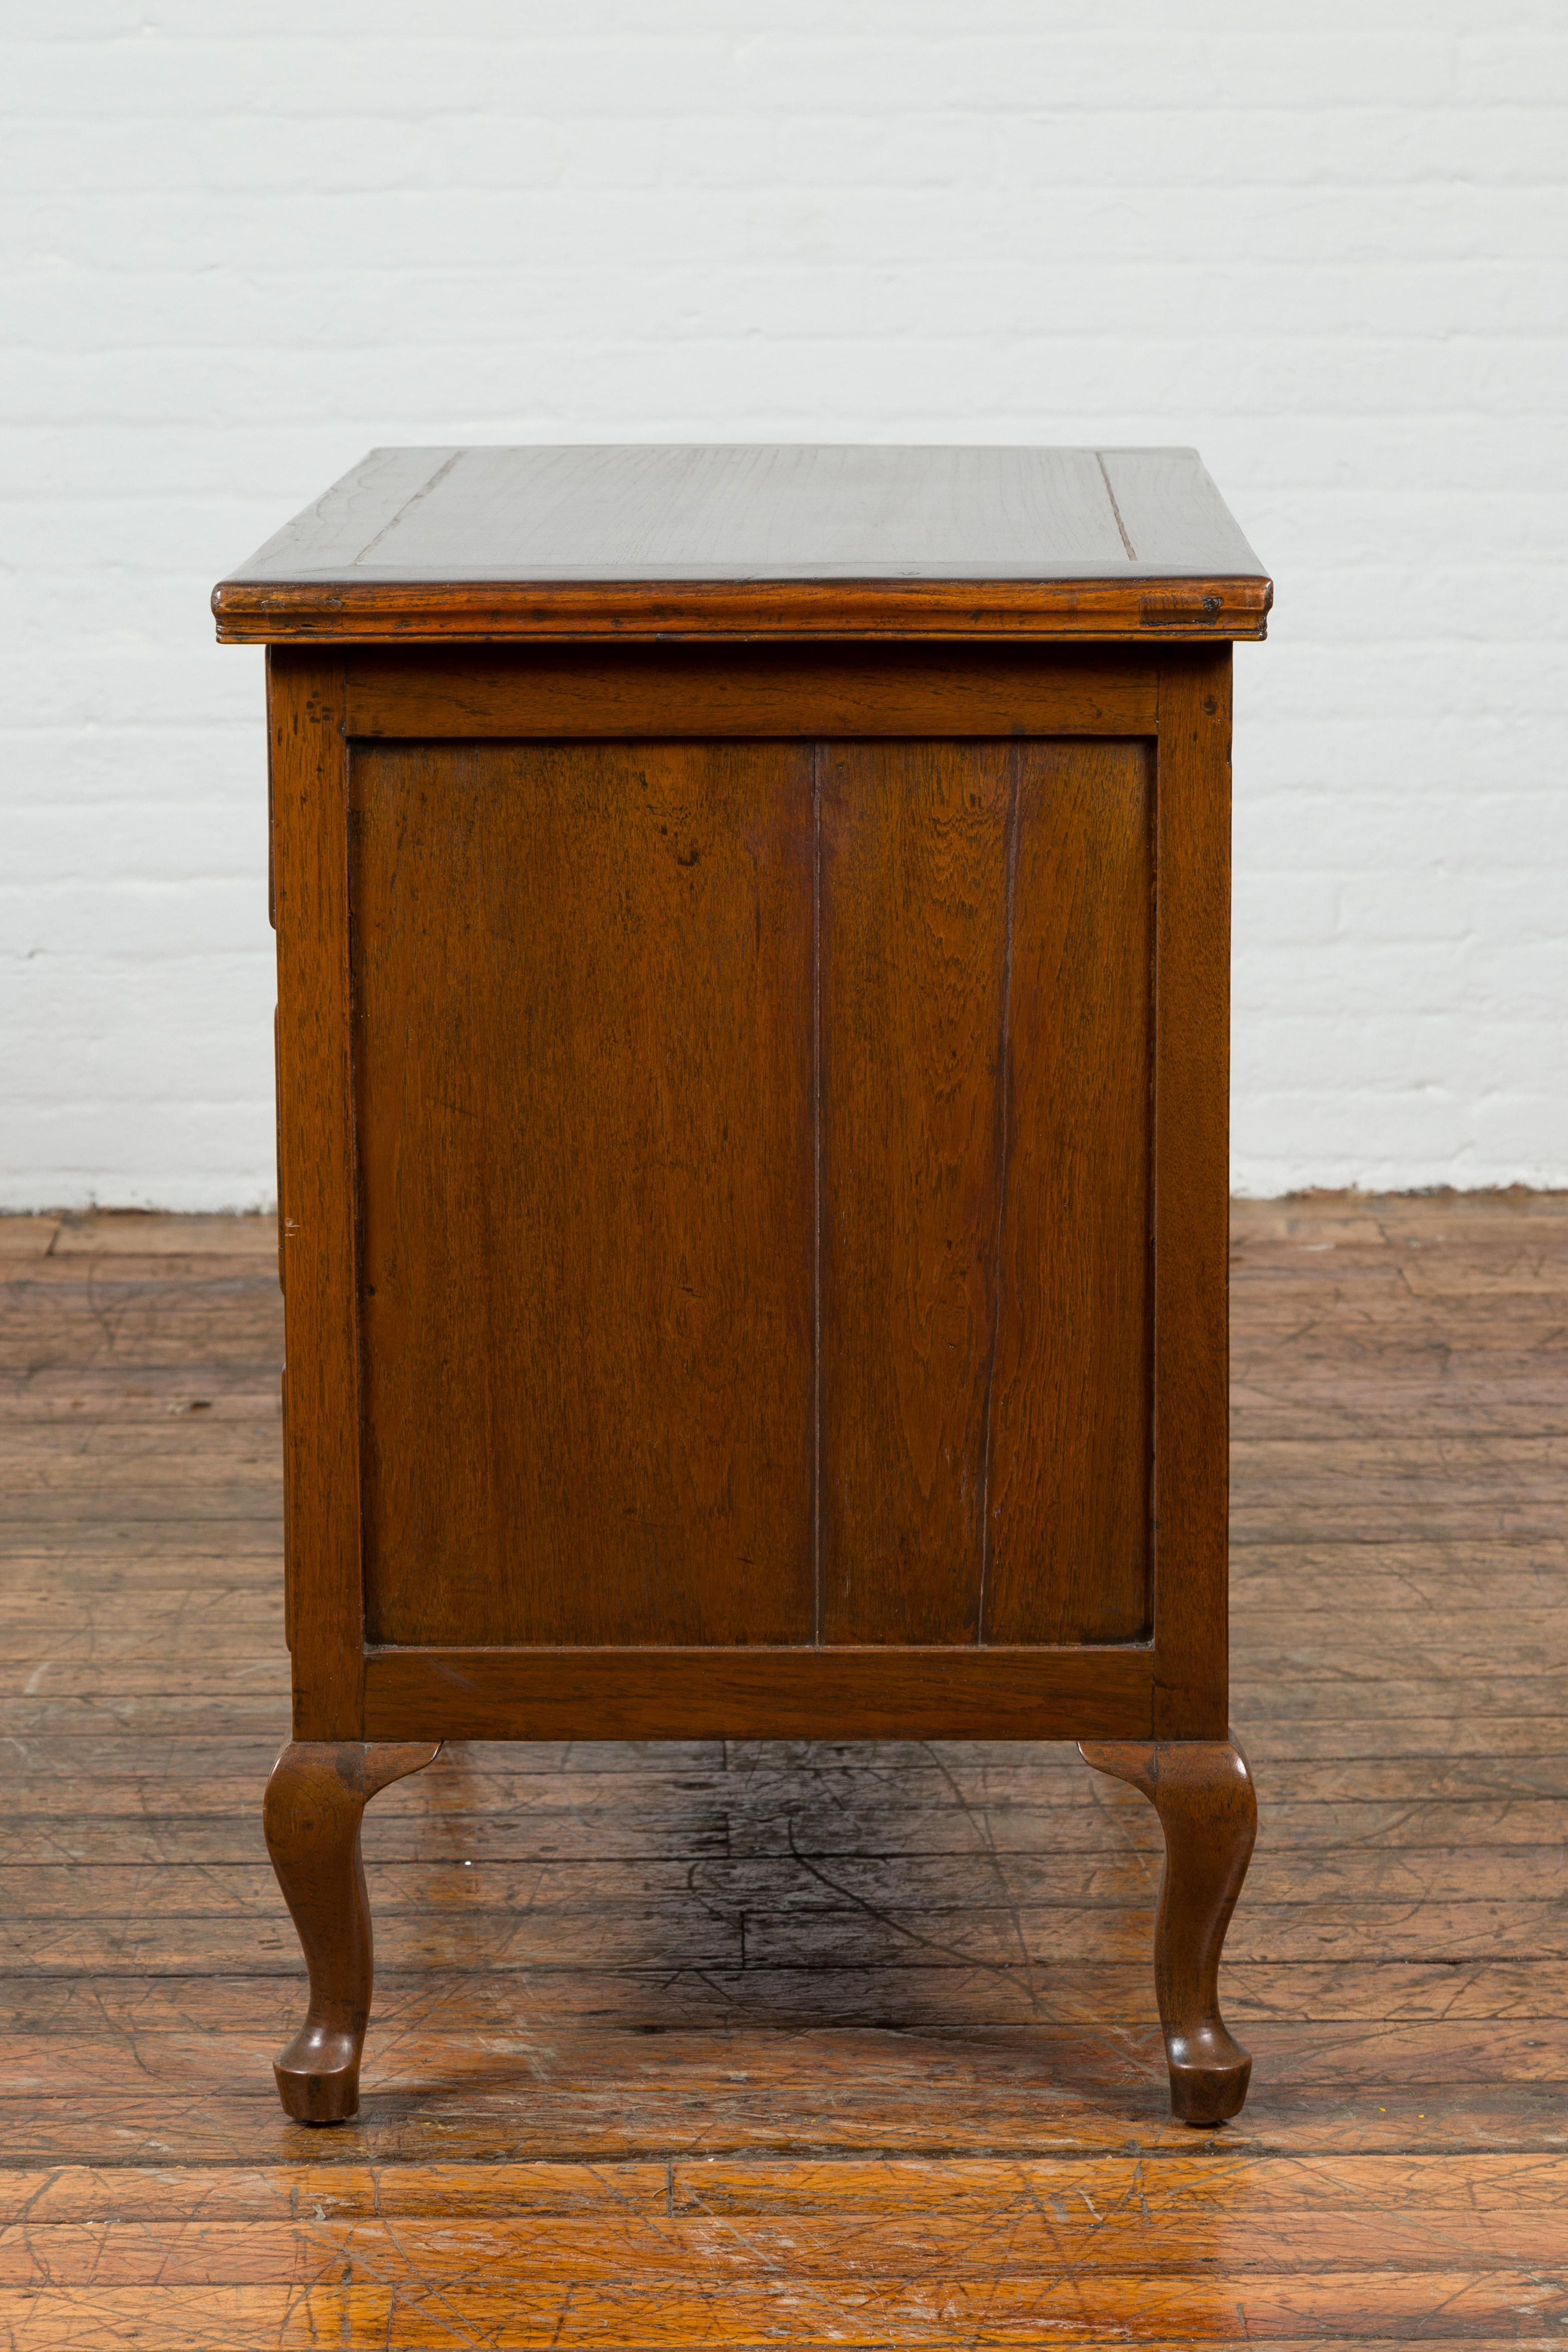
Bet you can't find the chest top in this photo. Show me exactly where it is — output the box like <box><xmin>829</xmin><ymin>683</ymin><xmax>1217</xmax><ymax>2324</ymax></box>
<box><xmin>213</xmin><ymin>442</ymin><xmax>1269</xmax><ymax>646</ymax></box>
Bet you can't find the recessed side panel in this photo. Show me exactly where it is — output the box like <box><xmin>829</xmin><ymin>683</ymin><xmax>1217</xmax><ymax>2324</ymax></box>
<box><xmin>821</xmin><ymin>737</ymin><xmax>1154</xmax><ymax>1648</ymax></box>
<box><xmin>351</xmin><ymin>739</ymin><xmax>815</xmax><ymax>1647</ymax></box>
<box><xmin>984</xmin><ymin>738</ymin><xmax>1156</xmax><ymax>1643</ymax></box>
<box><xmin>818</xmin><ymin>741</ymin><xmax>1014</xmax><ymax>1642</ymax></box>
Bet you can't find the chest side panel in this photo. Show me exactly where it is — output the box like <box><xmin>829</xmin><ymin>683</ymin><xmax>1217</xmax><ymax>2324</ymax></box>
<box><xmin>351</xmin><ymin>738</ymin><xmax>816</xmax><ymax>1646</ymax></box>
<box><xmin>820</xmin><ymin>737</ymin><xmax>1153</xmax><ymax>1646</ymax></box>
<box><xmin>346</xmin><ymin>708</ymin><xmax>1164</xmax><ymax>1658</ymax></box>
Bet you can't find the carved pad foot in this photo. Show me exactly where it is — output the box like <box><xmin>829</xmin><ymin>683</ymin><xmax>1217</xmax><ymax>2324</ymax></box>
<box><xmin>263</xmin><ymin>1740</ymin><xmax>441</xmax><ymax>2123</ymax></box>
<box><xmin>1079</xmin><ymin>1737</ymin><xmax>1257</xmax><ymax>2126</ymax></box>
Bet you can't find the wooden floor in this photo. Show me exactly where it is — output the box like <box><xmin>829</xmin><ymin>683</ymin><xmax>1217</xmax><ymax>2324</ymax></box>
<box><xmin>1</xmin><ymin>1196</ymin><xmax>1567</xmax><ymax>2347</ymax></box>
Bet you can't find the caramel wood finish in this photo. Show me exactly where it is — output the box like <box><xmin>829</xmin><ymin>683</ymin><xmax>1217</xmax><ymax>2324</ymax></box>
<box><xmin>1150</xmin><ymin>647</ymin><xmax>1233</xmax><ymax>1738</ymax></box>
<box><xmin>345</xmin><ymin>696</ymin><xmax>1175</xmax><ymax>1675</ymax></box>
<box><xmin>221</xmin><ymin>446</ymin><xmax>1264</xmax><ymax>2135</ymax></box>
<box><xmin>219</xmin><ymin>572</ymin><xmax>1271</xmax><ymax>645</ymax></box>
<box><xmin>214</xmin><ymin>442</ymin><xmax>1272</xmax><ymax>643</ymax></box>
<box><xmin>3</xmin><ymin>1200</ymin><xmax>1568</xmax><ymax>2346</ymax></box>
<box><xmin>268</xmin><ymin>655</ymin><xmax>363</xmax><ymax>1739</ymax></box>
<box><xmin>817</xmin><ymin>739</ymin><xmax>1012</xmax><ymax>1641</ymax></box>
<box><xmin>1079</xmin><ymin>1739</ymin><xmax>1257</xmax><ymax>2125</ymax></box>
<box><xmin>343</xmin><ymin>647</ymin><xmax>1160</xmax><ymax>739</ymax></box>
<box><xmin>344</xmin><ymin>710</ymin><xmax>1167</xmax><ymax>1674</ymax></box>
<box><xmin>262</xmin><ymin>1740</ymin><xmax>440</xmax><ymax>2122</ymax></box>
<box><xmin>818</xmin><ymin>736</ymin><xmax>1153</xmax><ymax>1645</ymax></box>
<box><xmin>351</xmin><ymin>737</ymin><xmax>816</xmax><ymax>1649</ymax></box>
<box><xmin>985</xmin><ymin>735</ymin><xmax>1156</xmax><ymax>1644</ymax></box>
<box><xmin>360</xmin><ymin>1644</ymin><xmax>1154</xmax><ymax>1743</ymax></box>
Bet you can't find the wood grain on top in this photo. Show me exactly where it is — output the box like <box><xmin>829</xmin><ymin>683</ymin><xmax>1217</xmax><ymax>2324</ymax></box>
<box><xmin>213</xmin><ymin>445</ymin><xmax>1270</xmax><ymax>642</ymax></box>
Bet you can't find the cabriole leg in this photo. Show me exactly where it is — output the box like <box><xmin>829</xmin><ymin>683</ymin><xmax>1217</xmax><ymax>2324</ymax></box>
<box><xmin>263</xmin><ymin>1739</ymin><xmax>441</xmax><ymax>2123</ymax></box>
<box><xmin>1079</xmin><ymin>1737</ymin><xmax>1256</xmax><ymax>2126</ymax></box>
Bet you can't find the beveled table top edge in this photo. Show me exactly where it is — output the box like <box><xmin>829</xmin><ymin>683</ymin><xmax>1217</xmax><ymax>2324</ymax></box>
<box><xmin>213</xmin><ymin>571</ymin><xmax>1273</xmax><ymax>645</ymax></box>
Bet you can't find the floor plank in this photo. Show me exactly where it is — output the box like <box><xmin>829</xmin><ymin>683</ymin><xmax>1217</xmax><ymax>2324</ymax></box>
<box><xmin>1</xmin><ymin>1196</ymin><xmax>1567</xmax><ymax>2343</ymax></box>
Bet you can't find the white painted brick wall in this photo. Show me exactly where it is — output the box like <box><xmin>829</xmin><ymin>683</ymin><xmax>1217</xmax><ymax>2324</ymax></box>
<box><xmin>3</xmin><ymin>1</ymin><xmax>1565</xmax><ymax>1206</ymax></box>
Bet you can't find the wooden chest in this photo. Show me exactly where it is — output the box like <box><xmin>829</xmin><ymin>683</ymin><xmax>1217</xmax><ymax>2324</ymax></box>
<box><xmin>215</xmin><ymin>443</ymin><xmax>1270</xmax><ymax>2126</ymax></box>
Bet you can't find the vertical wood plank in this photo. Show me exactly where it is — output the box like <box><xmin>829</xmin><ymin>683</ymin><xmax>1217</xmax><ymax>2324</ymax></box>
<box><xmin>269</xmin><ymin>650</ymin><xmax>364</xmax><ymax>1737</ymax></box>
<box><xmin>812</xmin><ymin>746</ymin><xmax>824</xmax><ymax>1646</ymax></box>
<box><xmin>1151</xmin><ymin>649</ymin><xmax>1233</xmax><ymax>1738</ymax></box>
<box><xmin>818</xmin><ymin>742</ymin><xmax>1013</xmax><ymax>1642</ymax></box>
<box><xmin>983</xmin><ymin>739</ymin><xmax>1156</xmax><ymax>1647</ymax></box>
<box><xmin>351</xmin><ymin>738</ymin><xmax>816</xmax><ymax>1648</ymax></box>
